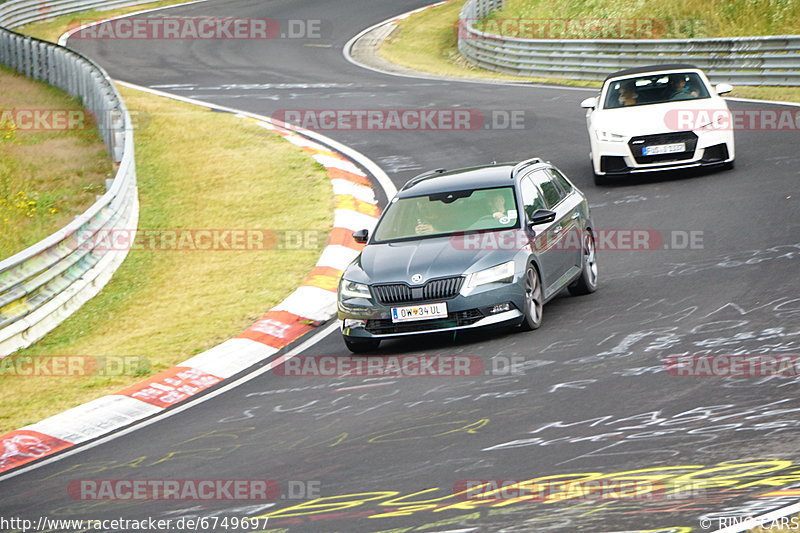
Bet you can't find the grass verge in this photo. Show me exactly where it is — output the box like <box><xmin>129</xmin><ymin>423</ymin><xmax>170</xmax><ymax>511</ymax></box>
<box><xmin>378</xmin><ymin>0</ymin><xmax>800</xmax><ymax>103</ymax></box>
<box><xmin>379</xmin><ymin>0</ymin><xmax>592</xmax><ymax>86</ymax></box>
<box><xmin>488</xmin><ymin>0</ymin><xmax>800</xmax><ymax>38</ymax></box>
<box><xmin>0</xmin><ymin>66</ymin><xmax>111</xmax><ymax>258</ymax></box>
<box><xmin>0</xmin><ymin>2</ymin><xmax>333</xmax><ymax>433</ymax></box>
<box><xmin>0</xmin><ymin>87</ymin><xmax>333</xmax><ymax>433</ymax></box>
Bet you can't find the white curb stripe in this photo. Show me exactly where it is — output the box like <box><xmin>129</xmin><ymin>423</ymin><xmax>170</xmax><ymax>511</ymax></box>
<box><xmin>273</xmin><ymin>286</ymin><xmax>338</xmax><ymax>322</ymax></box>
<box><xmin>334</xmin><ymin>209</ymin><xmax>380</xmax><ymax>232</ymax></box>
<box><xmin>179</xmin><ymin>338</ymin><xmax>278</xmax><ymax>379</ymax></box>
<box><xmin>24</xmin><ymin>395</ymin><xmax>161</xmax><ymax>443</ymax></box>
<box><xmin>315</xmin><ymin>245</ymin><xmax>361</xmax><ymax>271</ymax></box>
<box><xmin>331</xmin><ymin>179</ymin><xmax>378</xmax><ymax>203</ymax></box>
<box><xmin>312</xmin><ymin>153</ymin><xmax>366</xmax><ymax>175</ymax></box>
<box><xmin>277</xmin><ymin>132</ymin><xmax>332</xmax><ymax>151</ymax></box>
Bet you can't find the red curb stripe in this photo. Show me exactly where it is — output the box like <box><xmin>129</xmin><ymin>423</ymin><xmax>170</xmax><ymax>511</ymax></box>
<box><xmin>117</xmin><ymin>367</ymin><xmax>222</xmax><ymax>408</ymax></box>
<box><xmin>326</xmin><ymin>167</ymin><xmax>371</xmax><ymax>186</ymax></box>
<box><xmin>301</xmin><ymin>265</ymin><xmax>343</xmax><ymax>292</ymax></box>
<box><xmin>335</xmin><ymin>195</ymin><xmax>380</xmax><ymax>216</ymax></box>
<box><xmin>237</xmin><ymin>310</ymin><xmax>317</xmax><ymax>348</ymax></box>
<box><xmin>297</xmin><ymin>145</ymin><xmax>334</xmax><ymax>156</ymax></box>
<box><xmin>327</xmin><ymin>227</ymin><xmax>366</xmax><ymax>251</ymax></box>
<box><xmin>0</xmin><ymin>430</ymin><xmax>73</xmax><ymax>471</ymax></box>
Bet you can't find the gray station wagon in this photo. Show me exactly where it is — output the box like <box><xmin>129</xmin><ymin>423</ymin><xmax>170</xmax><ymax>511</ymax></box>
<box><xmin>337</xmin><ymin>158</ymin><xmax>598</xmax><ymax>352</ymax></box>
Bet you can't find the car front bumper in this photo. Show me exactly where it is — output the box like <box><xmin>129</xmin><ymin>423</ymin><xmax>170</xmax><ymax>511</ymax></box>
<box><xmin>338</xmin><ymin>278</ymin><xmax>526</xmax><ymax>339</ymax></box>
<box><xmin>592</xmin><ymin>129</ymin><xmax>734</xmax><ymax>175</ymax></box>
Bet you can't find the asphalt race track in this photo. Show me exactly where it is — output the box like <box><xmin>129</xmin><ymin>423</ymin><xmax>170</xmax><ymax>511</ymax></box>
<box><xmin>2</xmin><ymin>1</ymin><xmax>799</xmax><ymax>531</ymax></box>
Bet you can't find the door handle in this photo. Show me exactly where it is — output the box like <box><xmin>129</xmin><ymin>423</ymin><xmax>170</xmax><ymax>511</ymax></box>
<box><xmin>552</xmin><ymin>226</ymin><xmax>563</xmax><ymax>234</ymax></box>
<box><xmin>571</xmin><ymin>212</ymin><xmax>581</xmax><ymax>220</ymax></box>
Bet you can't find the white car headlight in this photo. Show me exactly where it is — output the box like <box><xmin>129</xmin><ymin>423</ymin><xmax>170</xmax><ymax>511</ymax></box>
<box><xmin>461</xmin><ymin>261</ymin><xmax>515</xmax><ymax>295</ymax></box>
<box><xmin>596</xmin><ymin>130</ymin><xmax>626</xmax><ymax>142</ymax></box>
<box><xmin>339</xmin><ymin>279</ymin><xmax>371</xmax><ymax>300</ymax></box>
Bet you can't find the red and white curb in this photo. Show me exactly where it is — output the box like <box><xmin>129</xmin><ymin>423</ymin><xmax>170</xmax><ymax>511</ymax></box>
<box><xmin>0</xmin><ymin>83</ymin><xmax>394</xmax><ymax>474</ymax></box>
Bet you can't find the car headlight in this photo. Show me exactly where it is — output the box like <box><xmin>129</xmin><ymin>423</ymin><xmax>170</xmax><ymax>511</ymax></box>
<box><xmin>461</xmin><ymin>261</ymin><xmax>515</xmax><ymax>295</ymax></box>
<box><xmin>339</xmin><ymin>279</ymin><xmax>371</xmax><ymax>300</ymax></box>
<box><xmin>596</xmin><ymin>130</ymin><xmax>626</xmax><ymax>142</ymax></box>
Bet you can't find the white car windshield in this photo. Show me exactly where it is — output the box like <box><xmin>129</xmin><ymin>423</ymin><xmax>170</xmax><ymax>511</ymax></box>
<box><xmin>373</xmin><ymin>186</ymin><xmax>519</xmax><ymax>242</ymax></box>
<box><xmin>604</xmin><ymin>72</ymin><xmax>710</xmax><ymax>109</ymax></box>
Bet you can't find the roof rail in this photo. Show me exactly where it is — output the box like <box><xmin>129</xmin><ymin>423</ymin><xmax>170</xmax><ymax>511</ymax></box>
<box><xmin>401</xmin><ymin>168</ymin><xmax>446</xmax><ymax>190</ymax></box>
<box><xmin>510</xmin><ymin>157</ymin><xmax>543</xmax><ymax>178</ymax></box>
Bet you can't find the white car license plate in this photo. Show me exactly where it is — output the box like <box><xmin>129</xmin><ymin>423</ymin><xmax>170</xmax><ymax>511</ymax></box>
<box><xmin>391</xmin><ymin>302</ymin><xmax>448</xmax><ymax>323</ymax></box>
<box><xmin>643</xmin><ymin>143</ymin><xmax>685</xmax><ymax>156</ymax></box>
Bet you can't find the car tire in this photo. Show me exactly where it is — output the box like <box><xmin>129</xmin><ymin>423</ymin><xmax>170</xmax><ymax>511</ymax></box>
<box><xmin>343</xmin><ymin>336</ymin><xmax>380</xmax><ymax>353</ymax></box>
<box><xmin>520</xmin><ymin>264</ymin><xmax>543</xmax><ymax>331</ymax></box>
<box><xmin>569</xmin><ymin>230</ymin><xmax>598</xmax><ymax>296</ymax></box>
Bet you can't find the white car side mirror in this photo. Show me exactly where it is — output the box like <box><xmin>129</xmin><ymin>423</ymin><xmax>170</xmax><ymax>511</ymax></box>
<box><xmin>716</xmin><ymin>83</ymin><xmax>733</xmax><ymax>95</ymax></box>
<box><xmin>580</xmin><ymin>97</ymin><xmax>597</xmax><ymax>109</ymax></box>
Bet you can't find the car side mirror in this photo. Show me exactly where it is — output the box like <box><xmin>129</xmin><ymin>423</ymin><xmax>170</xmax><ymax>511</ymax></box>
<box><xmin>716</xmin><ymin>83</ymin><xmax>733</xmax><ymax>95</ymax></box>
<box><xmin>529</xmin><ymin>209</ymin><xmax>557</xmax><ymax>226</ymax></box>
<box><xmin>353</xmin><ymin>229</ymin><xmax>369</xmax><ymax>244</ymax></box>
<box><xmin>580</xmin><ymin>97</ymin><xmax>596</xmax><ymax>109</ymax></box>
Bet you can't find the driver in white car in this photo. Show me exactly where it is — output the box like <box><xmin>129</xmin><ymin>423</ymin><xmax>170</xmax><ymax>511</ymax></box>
<box><xmin>618</xmin><ymin>81</ymin><xmax>638</xmax><ymax>106</ymax></box>
<box><xmin>669</xmin><ymin>74</ymin><xmax>699</xmax><ymax>100</ymax></box>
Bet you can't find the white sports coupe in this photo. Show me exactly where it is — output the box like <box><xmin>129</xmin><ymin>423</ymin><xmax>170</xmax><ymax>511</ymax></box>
<box><xmin>581</xmin><ymin>64</ymin><xmax>736</xmax><ymax>185</ymax></box>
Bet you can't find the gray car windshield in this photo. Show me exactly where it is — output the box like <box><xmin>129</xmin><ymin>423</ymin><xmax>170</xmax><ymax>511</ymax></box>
<box><xmin>604</xmin><ymin>72</ymin><xmax>710</xmax><ymax>109</ymax></box>
<box><xmin>373</xmin><ymin>186</ymin><xmax>519</xmax><ymax>242</ymax></box>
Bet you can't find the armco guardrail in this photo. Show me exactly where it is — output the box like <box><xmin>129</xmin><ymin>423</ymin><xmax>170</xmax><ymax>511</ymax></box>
<box><xmin>0</xmin><ymin>0</ymin><xmax>156</xmax><ymax>29</ymax></box>
<box><xmin>0</xmin><ymin>1</ymin><xmax>140</xmax><ymax>355</ymax></box>
<box><xmin>458</xmin><ymin>0</ymin><xmax>800</xmax><ymax>86</ymax></box>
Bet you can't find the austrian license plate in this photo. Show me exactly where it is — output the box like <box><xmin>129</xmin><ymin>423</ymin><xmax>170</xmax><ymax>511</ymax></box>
<box><xmin>643</xmin><ymin>143</ymin><xmax>685</xmax><ymax>156</ymax></box>
<box><xmin>391</xmin><ymin>302</ymin><xmax>448</xmax><ymax>323</ymax></box>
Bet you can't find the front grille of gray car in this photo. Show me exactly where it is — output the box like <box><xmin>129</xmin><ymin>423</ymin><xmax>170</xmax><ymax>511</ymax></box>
<box><xmin>366</xmin><ymin>308</ymin><xmax>484</xmax><ymax>335</ymax></box>
<box><xmin>373</xmin><ymin>283</ymin><xmax>413</xmax><ymax>303</ymax></box>
<box><xmin>373</xmin><ymin>277</ymin><xmax>464</xmax><ymax>305</ymax></box>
